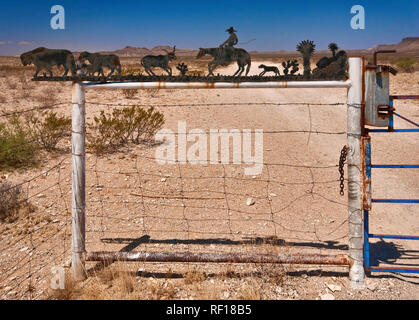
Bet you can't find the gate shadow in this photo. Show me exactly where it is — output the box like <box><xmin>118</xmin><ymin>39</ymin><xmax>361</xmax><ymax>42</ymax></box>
<box><xmin>99</xmin><ymin>235</ymin><xmax>348</xmax><ymax>250</ymax></box>
<box><xmin>369</xmin><ymin>239</ymin><xmax>419</xmax><ymax>268</ymax></box>
<box><xmin>367</xmin><ymin>239</ymin><xmax>419</xmax><ymax>284</ymax></box>
<box><xmin>85</xmin><ymin>235</ymin><xmax>349</xmax><ymax>278</ymax></box>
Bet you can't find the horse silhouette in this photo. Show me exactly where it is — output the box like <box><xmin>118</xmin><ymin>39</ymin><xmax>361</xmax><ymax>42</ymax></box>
<box><xmin>196</xmin><ymin>47</ymin><xmax>251</xmax><ymax>77</ymax></box>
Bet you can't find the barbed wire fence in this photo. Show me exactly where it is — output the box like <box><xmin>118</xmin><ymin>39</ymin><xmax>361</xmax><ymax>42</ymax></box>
<box><xmin>0</xmin><ymin>95</ymin><xmax>354</xmax><ymax>299</ymax></box>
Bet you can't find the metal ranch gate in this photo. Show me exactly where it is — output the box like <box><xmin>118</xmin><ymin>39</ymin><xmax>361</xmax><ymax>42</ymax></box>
<box><xmin>32</xmin><ymin>55</ymin><xmax>418</xmax><ymax>289</ymax></box>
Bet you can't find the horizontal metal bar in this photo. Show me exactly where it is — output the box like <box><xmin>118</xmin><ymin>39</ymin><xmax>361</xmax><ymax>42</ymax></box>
<box><xmin>83</xmin><ymin>80</ymin><xmax>352</xmax><ymax>90</ymax></box>
<box><xmin>372</xmin><ymin>199</ymin><xmax>419</xmax><ymax>204</ymax></box>
<box><xmin>369</xmin><ymin>267</ymin><xmax>419</xmax><ymax>274</ymax></box>
<box><xmin>85</xmin><ymin>251</ymin><xmax>352</xmax><ymax>266</ymax></box>
<box><xmin>370</xmin><ymin>165</ymin><xmax>419</xmax><ymax>169</ymax></box>
<box><xmin>368</xmin><ymin>129</ymin><xmax>419</xmax><ymax>133</ymax></box>
<box><xmin>390</xmin><ymin>95</ymin><xmax>419</xmax><ymax>100</ymax></box>
<box><xmin>394</xmin><ymin>113</ymin><xmax>419</xmax><ymax>127</ymax></box>
<box><xmin>369</xmin><ymin>234</ymin><xmax>419</xmax><ymax>240</ymax></box>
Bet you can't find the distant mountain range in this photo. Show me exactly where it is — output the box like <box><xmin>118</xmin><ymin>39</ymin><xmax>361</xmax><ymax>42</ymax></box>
<box><xmin>370</xmin><ymin>37</ymin><xmax>419</xmax><ymax>54</ymax></box>
<box><xmin>99</xmin><ymin>45</ymin><xmax>196</xmax><ymax>57</ymax></box>
<box><xmin>93</xmin><ymin>37</ymin><xmax>419</xmax><ymax>57</ymax></box>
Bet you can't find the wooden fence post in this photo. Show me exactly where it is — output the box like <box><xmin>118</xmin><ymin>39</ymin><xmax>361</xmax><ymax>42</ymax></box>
<box><xmin>347</xmin><ymin>57</ymin><xmax>365</xmax><ymax>289</ymax></box>
<box><xmin>71</xmin><ymin>81</ymin><xmax>86</xmax><ymax>280</ymax></box>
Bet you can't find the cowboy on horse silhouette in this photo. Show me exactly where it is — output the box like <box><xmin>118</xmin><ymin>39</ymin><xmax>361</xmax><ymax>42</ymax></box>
<box><xmin>219</xmin><ymin>27</ymin><xmax>238</xmax><ymax>60</ymax></box>
<box><xmin>196</xmin><ymin>26</ymin><xmax>251</xmax><ymax>76</ymax></box>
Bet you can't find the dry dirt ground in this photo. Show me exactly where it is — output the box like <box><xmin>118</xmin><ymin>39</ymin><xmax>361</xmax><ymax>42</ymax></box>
<box><xmin>0</xmin><ymin>56</ymin><xmax>418</xmax><ymax>300</ymax></box>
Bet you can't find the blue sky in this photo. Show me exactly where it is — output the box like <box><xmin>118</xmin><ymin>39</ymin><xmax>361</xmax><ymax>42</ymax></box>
<box><xmin>0</xmin><ymin>0</ymin><xmax>418</xmax><ymax>55</ymax></box>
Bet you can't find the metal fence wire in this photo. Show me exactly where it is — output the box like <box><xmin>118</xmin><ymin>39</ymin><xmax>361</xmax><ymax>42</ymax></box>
<box><xmin>0</xmin><ymin>96</ymin><xmax>353</xmax><ymax>299</ymax></box>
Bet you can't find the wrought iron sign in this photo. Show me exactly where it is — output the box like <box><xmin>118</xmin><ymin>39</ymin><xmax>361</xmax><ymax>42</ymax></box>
<box><xmin>22</xmin><ymin>31</ymin><xmax>348</xmax><ymax>82</ymax></box>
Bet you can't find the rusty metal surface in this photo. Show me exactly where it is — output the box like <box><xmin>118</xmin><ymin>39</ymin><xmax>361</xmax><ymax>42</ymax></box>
<box><xmin>85</xmin><ymin>251</ymin><xmax>352</xmax><ymax>266</ymax></box>
<box><xmin>373</xmin><ymin>50</ymin><xmax>397</xmax><ymax>65</ymax></box>
<box><xmin>361</xmin><ymin>136</ymin><xmax>372</xmax><ymax>211</ymax></box>
<box><xmin>364</xmin><ymin>66</ymin><xmax>391</xmax><ymax>127</ymax></box>
<box><xmin>390</xmin><ymin>95</ymin><xmax>419</xmax><ymax>100</ymax></box>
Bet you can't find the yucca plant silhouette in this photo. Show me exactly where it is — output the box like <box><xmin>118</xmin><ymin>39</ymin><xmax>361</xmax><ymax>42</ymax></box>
<box><xmin>328</xmin><ymin>43</ymin><xmax>339</xmax><ymax>58</ymax></box>
<box><xmin>296</xmin><ymin>40</ymin><xmax>316</xmax><ymax>78</ymax></box>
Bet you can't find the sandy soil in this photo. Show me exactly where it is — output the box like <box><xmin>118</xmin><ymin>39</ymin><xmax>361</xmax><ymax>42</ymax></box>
<box><xmin>0</xmin><ymin>57</ymin><xmax>418</xmax><ymax>300</ymax></box>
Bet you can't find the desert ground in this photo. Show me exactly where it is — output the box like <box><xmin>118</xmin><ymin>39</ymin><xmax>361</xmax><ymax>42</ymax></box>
<box><xmin>0</xmin><ymin>55</ymin><xmax>418</xmax><ymax>300</ymax></box>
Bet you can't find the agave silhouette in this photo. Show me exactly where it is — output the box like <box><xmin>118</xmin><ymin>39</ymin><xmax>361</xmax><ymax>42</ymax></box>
<box><xmin>328</xmin><ymin>43</ymin><xmax>339</xmax><ymax>58</ymax></box>
<box><xmin>297</xmin><ymin>40</ymin><xmax>316</xmax><ymax>78</ymax></box>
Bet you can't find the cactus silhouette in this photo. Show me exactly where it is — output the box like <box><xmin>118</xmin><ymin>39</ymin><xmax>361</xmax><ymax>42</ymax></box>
<box><xmin>328</xmin><ymin>43</ymin><xmax>339</xmax><ymax>58</ymax></box>
<box><xmin>282</xmin><ymin>60</ymin><xmax>300</xmax><ymax>75</ymax></box>
<box><xmin>176</xmin><ymin>62</ymin><xmax>188</xmax><ymax>76</ymax></box>
<box><xmin>296</xmin><ymin>40</ymin><xmax>316</xmax><ymax>78</ymax></box>
<box><xmin>290</xmin><ymin>60</ymin><xmax>299</xmax><ymax>75</ymax></box>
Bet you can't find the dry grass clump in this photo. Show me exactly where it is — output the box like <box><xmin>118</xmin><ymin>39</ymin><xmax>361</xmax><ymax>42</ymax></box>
<box><xmin>122</xmin><ymin>89</ymin><xmax>138</xmax><ymax>99</ymax></box>
<box><xmin>145</xmin><ymin>280</ymin><xmax>177</xmax><ymax>300</ymax></box>
<box><xmin>184</xmin><ymin>269</ymin><xmax>207</xmax><ymax>284</ymax></box>
<box><xmin>237</xmin><ymin>279</ymin><xmax>262</xmax><ymax>300</ymax></box>
<box><xmin>0</xmin><ymin>181</ymin><xmax>32</xmax><ymax>223</ymax></box>
<box><xmin>144</xmin><ymin>88</ymin><xmax>160</xmax><ymax>97</ymax></box>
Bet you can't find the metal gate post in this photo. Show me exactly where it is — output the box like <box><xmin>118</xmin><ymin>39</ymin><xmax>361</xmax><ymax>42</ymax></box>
<box><xmin>71</xmin><ymin>81</ymin><xmax>87</xmax><ymax>280</ymax></box>
<box><xmin>347</xmin><ymin>57</ymin><xmax>365</xmax><ymax>289</ymax></box>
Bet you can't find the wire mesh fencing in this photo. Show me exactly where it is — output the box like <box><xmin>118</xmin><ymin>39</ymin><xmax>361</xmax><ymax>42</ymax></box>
<box><xmin>0</xmin><ymin>97</ymin><xmax>352</xmax><ymax>299</ymax></box>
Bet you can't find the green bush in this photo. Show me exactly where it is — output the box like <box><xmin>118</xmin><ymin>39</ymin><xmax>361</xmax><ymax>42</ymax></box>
<box><xmin>0</xmin><ymin>116</ymin><xmax>38</xmax><ymax>170</ymax></box>
<box><xmin>25</xmin><ymin>111</ymin><xmax>71</xmax><ymax>151</ymax></box>
<box><xmin>0</xmin><ymin>110</ymin><xmax>71</xmax><ymax>171</ymax></box>
<box><xmin>394</xmin><ymin>58</ymin><xmax>416</xmax><ymax>73</ymax></box>
<box><xmin>88</xmin><ymin>106</ymin><xmax>165</xmax><ymax>153</ymax></box>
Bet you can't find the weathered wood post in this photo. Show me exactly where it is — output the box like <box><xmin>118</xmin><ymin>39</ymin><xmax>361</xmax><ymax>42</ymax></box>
<box><xmin>71</xmin><ymin>81</ymin><xmax>87</xmax><ymax>280</ymax></box>
<box><xmin>347</xmin><ymin>57</ymin><xmax>365</xmax><ymax>289</ymax></box>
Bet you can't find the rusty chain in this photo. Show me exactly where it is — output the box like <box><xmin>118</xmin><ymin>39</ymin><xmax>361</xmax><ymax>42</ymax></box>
<box><xmin>339</xmin><ymin>145</ymin><xmax>349</xmax><ymax>196</ymax></box>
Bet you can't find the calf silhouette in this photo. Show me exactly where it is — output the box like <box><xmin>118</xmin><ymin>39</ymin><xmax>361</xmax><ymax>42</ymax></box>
<box><xmin>141</xmin><ymin>46</ymin><xmax>177</xmax><ymax>76</ymax></box>
<box><xmin>79</xmin><ymin>51</ymin><xmax>121</xmax><ymax>77</ymax></box>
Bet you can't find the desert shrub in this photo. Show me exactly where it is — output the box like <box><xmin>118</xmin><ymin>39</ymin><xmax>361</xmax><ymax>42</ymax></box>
<box><xmin>144</xmin><ymin>88</ymin><xmax>160</xmax><ymax>98</ymax></box>
<box><xmin>0</xmin><ymin>116</ymin><xmax>38</xmax><ymax>170</ymax></box>
<box><xmin>0</xmin><ymin>181</ymin><xmax>28</xmax><ymax>222</ymax></box>
<box><xmin>88</xmin><ymin>106</ymin><xmax>165</xmax><ymax>153</ymax></box>
<box><xmin>122</xmin><ymin>66</ymin><xmax>143</xmax><ymax>76</ymax></box>
<box><xmin>122</xmin><ymin>89</ymin><xmax>138</xmax><ymax>99</ymax></box>
<box><xmin>25</xmin><ymin>110</ymin><xmax>71</xmax><ymax>151</ymax></box>
<box><xmin>394</xmin><ymin>58</ymin><xmax>416</xmax><ymax>73</ymax></box>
